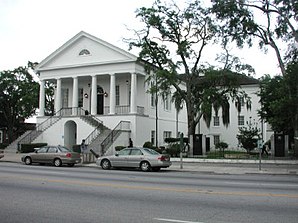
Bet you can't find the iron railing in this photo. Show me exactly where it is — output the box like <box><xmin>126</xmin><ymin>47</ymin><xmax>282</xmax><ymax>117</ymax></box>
<box><xmin>101</xmin><ymin>121</ymin><xmax>131</xmax><ymax>154</ymax></box>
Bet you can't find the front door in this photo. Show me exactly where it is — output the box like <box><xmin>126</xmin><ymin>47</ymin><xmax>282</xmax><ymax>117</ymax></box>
<box><xmin>97</xmin><ymin>86</ymin><xmax>104</xmax><ymax>115</ymax></box>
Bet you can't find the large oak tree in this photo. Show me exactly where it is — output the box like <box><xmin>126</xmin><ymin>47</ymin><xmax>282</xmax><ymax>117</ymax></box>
<box><xmin>129</xmin><ymin>0</ymin><xmax>251</xmax><ymax>153</ymax></box>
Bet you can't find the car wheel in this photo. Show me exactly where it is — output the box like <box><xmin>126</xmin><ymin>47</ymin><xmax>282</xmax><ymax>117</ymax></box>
<box><xmin>140</xmin><ymin>161</ymin><xmax>151</xmax><ymax>172</ymax></box>
<box><xmin>24</xmin><ymin>157</ymin><xmax>32</xmax><ymax>165</ymax></box>
<box><xmin>54</xmin><ymin>158</ymin><xmax>62</xmax><ymax>167</ymax></box>
<box><xmin>101</xmin><ymin>159</ymin><xmax>111</xmax><ymax>170</ymax></box>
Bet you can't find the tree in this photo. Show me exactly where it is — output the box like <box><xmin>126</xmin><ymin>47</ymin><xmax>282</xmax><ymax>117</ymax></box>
<box><xmin>0</xmin><ymin>62</ymin><xmax>39</xmax><ymax>143</ymax></box>
<box><xmin>128</xmin><ymin>0</ymin><xmax>251</xmax><ymax>154</ymax></box>
<box><xmin>258</xmin><ymin>62</ymin><xmax>298</xmax><ymax>156</ymax></box>
<box><xmin>237</xmin><ymin>117</ymin><xmax>261</xmax><ymax>154</ymax></box>
<box><xmin>211</xmin><ymin>0</ymin><xmax>298</xmax><ymax>76</ymax></box>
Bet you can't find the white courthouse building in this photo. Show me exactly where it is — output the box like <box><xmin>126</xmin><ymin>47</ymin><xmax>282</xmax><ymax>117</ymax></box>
<box><xmin>11</xmin><ymin>31</ymin><xmax>271</xmax><ymax>156</ymax></box>
<box><xmin>32</xmin><ymin>31</ymin><xmax>188</xmax><ymax>154</ymax></box>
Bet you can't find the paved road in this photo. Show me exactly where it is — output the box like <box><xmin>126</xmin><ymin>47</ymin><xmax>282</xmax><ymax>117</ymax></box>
<box><xmin>1</xmin><ymin>162</ymin><xmax>298</xmax><ymax>223</ymax></box>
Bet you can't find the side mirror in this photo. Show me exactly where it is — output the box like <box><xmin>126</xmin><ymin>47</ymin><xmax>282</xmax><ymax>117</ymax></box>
<box><xmin>115</xmin><ymin>153</ymin><xmax>119</xmax><ymax>157</ymax></box>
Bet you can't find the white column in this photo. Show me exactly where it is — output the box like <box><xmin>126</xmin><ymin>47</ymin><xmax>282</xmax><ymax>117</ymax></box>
<box><xmin>55</xmin><ymin>78</ymin><xmax>62</xmax><ymax>114</ymax></box>
<box><xmin>72</xmin><ymin>76</ymin><xmax>78</xmax><ymax>115</ymax></box>
<box><xmin>39</xmin><ymin>80</ymin><xmax>45</xmax><ymax>116</ymax></box>
<box><xmin>91</xmin><ymin>75</ymin><xmax>97</xmax><ymax>115</ymax></box>
<box><xmin>109</xmin><ymin>73</ymin><xmax>116</xmax><ymax>114</ymax></box>
<box><xmin>130</xmin><ymin>73</ymin><xmax>137</xmax><ymax>114</ymax></box>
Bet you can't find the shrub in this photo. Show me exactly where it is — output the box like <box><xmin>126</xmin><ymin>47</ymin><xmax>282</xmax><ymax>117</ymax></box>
<box><xmin>72</xmin><ymin>145</ymin><xmax>81</xmax><ymax>153</ymax></box>
<box><xmin>19</xmin><ymin>143</ymin><xmax>47</xmax><ymax>153</ymax></box>
<box><xmin>166</xmin><ymin>143</ymin><xmax>180</xmax><ymax>157</ymax></box>
<box><xmin>143</xmin><ymin>141</ymin><xmax>154</xmax><ymax>149</ymax></box>
<box><xmin>115</xmin><ymin>146</ymin><xmax>126</xmax><ymax>151</ymax></box>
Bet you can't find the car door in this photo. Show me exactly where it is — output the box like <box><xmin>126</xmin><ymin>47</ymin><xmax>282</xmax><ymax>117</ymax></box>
<box><xmin>45</xmin><ymin>146</ymin><xmax>58</xmax><ymax>163</ymax></box>
<box><xmin>127</xmin><ymin>148</ymin><xmax>144</xmax><ymax>168</ymax></box>
<box><xmin>31</xmin><ymin>147</ymin><xmax>48</xmax><ymax>163</ymax></box>
<box><xmin>110</xmin><ymin>148</ymin><xmax>131</xmax><ymax>167</ymax></box>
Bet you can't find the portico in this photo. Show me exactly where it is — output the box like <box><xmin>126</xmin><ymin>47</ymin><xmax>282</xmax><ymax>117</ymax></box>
<box><xmin>39</xmin><ymin>72</ymin><xmax>141</xmax><ymax>117</ymax></box>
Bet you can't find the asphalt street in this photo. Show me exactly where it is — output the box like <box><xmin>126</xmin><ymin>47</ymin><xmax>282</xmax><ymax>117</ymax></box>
<box><xmin>1</xmin><ymin>162</ymin><xmax>298</xmax><ymax>223</ymax></box>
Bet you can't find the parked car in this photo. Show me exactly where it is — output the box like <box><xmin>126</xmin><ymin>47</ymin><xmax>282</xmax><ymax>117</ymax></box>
<box><xmin>0</xmin><ymin>149</ymin><xmax>4</xmax><ymax>159</ymax></box>
<box><xmin>21</xmin><ymin>146</ymin><xmax>81</xmax><ymax>167</ymax></box>
<box><xmin>96</xmin><ymin>147</ymin><xmax>172</xmax><ymax>172</ymax></box>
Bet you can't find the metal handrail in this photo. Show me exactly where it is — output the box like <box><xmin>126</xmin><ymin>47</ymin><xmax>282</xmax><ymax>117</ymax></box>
<box><xmin>100</xmin><ymin>121</ymin><xmax>131</xmax><ymax>153</ymax></box>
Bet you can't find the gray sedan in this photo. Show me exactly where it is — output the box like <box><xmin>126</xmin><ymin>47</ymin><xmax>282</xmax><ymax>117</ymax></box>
<box><xmin>96</xmin><ymin>147</ymin><xmax>171</xmax><ymax>172</ymax></box>
<box><xmin>21</xmin><ymin>146</ymin><xmax>81</xmax><ymax>167</ymax></box>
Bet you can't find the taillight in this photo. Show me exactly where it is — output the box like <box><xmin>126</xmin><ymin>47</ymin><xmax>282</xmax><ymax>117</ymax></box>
<box><xmin>158</xmin><ymin>156</ymin><xmax>166</xmax><ymax>161</ymax></box>
<box><xmin>66</xmin><ymin>153</ymin><xmax>72</xmax><ymax>158</ymax></box>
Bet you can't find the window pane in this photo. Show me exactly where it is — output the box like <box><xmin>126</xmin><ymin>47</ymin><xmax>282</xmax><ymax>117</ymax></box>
<box><xmin>213</xmin><ymin>116</ymin><xmax>220</xmax><ymax>126</ymax></box>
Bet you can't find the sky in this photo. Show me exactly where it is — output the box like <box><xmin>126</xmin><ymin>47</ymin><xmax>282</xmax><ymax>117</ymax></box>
<box><xmin>0</xmin><ymin>0</ymin><xmax>282</xmax><ymax>78</ymax></box>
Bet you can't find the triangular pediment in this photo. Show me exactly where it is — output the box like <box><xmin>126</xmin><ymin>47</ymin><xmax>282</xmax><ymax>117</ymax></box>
<box><xmin>36</xmin><ymin>31</ymin><xmax>137</xmax><ymax>71</ymax></box>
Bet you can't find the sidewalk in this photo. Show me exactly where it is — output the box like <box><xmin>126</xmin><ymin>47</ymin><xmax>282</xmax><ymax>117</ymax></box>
<box><xmin>1</xmin><ymin>150</ymin><xmax>298</xmax><ymax>175</ymax></box>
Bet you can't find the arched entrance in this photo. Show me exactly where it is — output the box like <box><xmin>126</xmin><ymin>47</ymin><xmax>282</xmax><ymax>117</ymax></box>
<box><xmin>64</xmin><ymin>120</ymin><xmax>77</xmax><ymax>149</ymax></box>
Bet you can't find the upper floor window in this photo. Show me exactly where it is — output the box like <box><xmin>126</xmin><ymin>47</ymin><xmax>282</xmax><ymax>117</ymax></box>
<box><xmin>79</xmin><ymin>49</ymin><xmax>90</xmax><ymax>56</ymax></box>
<box><xmin>62</xmin><ymin>89</ymin><xmax>69</xmax><ymax>108</ymax></box>
<box><xmin>116</xmin><ymin>85</ymin><xmax>120</xmax><ymax>106</ymax></box>
<box><xmin>163</xmin><ymin>93</ymin><xmax>171</xmax><ymax>111</ymax></box>
<box><xmin>78</xmin><ymin>88</ymin><xmax>83</xmax><ymax>107</ymax></box>
<box><xmin>213</xmin><ymin>116</ymin><xmax>220</xmax><ymax>126</ymax></box>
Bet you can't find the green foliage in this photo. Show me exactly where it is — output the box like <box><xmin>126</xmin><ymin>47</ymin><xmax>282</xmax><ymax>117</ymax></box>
<box><xmin>143</xmin><ymin>141</ymin><xmax>154</xmax><ymax>149</ymax></box>
<box><xmin>19</xmin><ymin>143</ymin><xmax>47</xmax><ymax>153</ymax></box>
<box><xmin>115</xmin><ymin>146</ymin><xmax>126</xmax><ymax>151</ymax></box>
<box><xmin>215</xmin><ymin>141</ymin><xmax>228</xmax><ymax>150</ymax></box>
<box><xmin>129</xmin><ymin>0</ymin><xmax>252</xmax><ymax>144</ymax></box>
<box><xmin>211</xmin><ymin>0</ymin><xmax>298</xmax><ymax>76</ymax></box>
<box><xmin>0</xmin><ymin>62</ymin><xmax>39</xmax><ymax>142</ymax></box>
<box><xmin>72</xmin><ymin>145</ymin><xmax>81</xmax><ymax>153</ymax></box>
<box><xmin>237</xmin><ymin>118</ymin><xmax>260</xmax><ymax>153</ymax></box>
<box><xmin>166</xmin><ymin>143</ymin><xmax>180</xmax><ymax>157</ymax></box>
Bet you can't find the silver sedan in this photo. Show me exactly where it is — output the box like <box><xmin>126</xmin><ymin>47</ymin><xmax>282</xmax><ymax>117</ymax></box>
<box><xmin>21</xmin><ymin>146</ymin><xmax>81</xmax><ymax>167</ymax></box>
<box><xmin>96</xmin><ymin>147</ymin><xmax>171</xmax><ymax>172</ymax></box>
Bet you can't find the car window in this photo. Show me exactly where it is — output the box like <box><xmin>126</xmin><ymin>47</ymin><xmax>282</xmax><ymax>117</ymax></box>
<box><xmin>130</xmin><ymin>149</ymin><xmax>143</xmax><ymax>155</ymax></box>
<box><xmin>58</xmin><ymin>146</ymin><xmax>70</xmax><ymax>152</ymax></box>
<box><xmin>143</xmin><ymin>148</ymin><xmax>160</xmax><ymax>155</ymax></box>
<box><xmin>47</xmin><ymin>147</ymin><xmax>57</xmax><ymax>153</ymax></box>
<box><xmin>37</xmin><ymin>147</ymin><xmax>48</xmax><ymax>153</ymax></box>
<box><xmin>118</xmin><ymin>149</ymin><xmax>131</xmax><ymax>156</ymax></box>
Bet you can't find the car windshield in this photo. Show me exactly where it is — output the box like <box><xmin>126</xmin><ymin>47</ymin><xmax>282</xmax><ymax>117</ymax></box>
<box><xmin>58</xmin><ymin>146</ymin><xmax>71</xmax><ymax>152</ymax></box>
<box><xmin>143</xmin><ymin>148</ymin><xmax>160</xmax><ymax>155</ymax></box>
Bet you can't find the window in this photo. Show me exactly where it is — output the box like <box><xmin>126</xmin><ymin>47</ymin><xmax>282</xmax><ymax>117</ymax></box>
<box><xmin>116</xmin><ymin>85</ymin><xmax>120</xmax><ymax>106</ymax></box>
<box><xmin>213</xmin><ymin>116</ymin><xmax>220</xmax><ymax>126</ymax></box>
<box><xmin>238</xmin><ymin>115</ymin><xmax>245</xmax><ymax>126</ymax></box>
<box><xmin>62</xmin><ymin>89</ymin><xmax>69</xmax><ymax>108</ymax></box>
<box><xmin>118</xmin><ymin>149</ymin><xmax>131</xmax><ymax>156</ymax></box>
<box><xmin>37</xmin><ymin>147</ymin><xmax>48</xmax><ymax>153</ymax></box>
<box><xmin>130</xmin><ymin>149</ymin><xmax>143</xmax><ymax>155</ymax></box>
<box><xmin>163</xmin><ymin>131</ymin><xmax>172</xmax><ymax>142</ymax></box>
<box><xmin>214</xmin><ymin>135</ymin><xmax>220</xmax><ymax>146</ymax></box>
<box><xmin>151</xmin><ymin>130</ymin><xmax>155</xmax><ymax>145</ymax></box>
<box><xmin>79</xmin><ymin>49</ymin><xmax>90</xmax><ymax>56</ymax></box>
<box><xmin>47</xmin><ymin>147</ymin><xmax>57</xmax><ymax>153</ymax></box>
<box><xmin>150</xmin><ymin>81</ymin><xmax>156</xmax><ymax>108</ymax></box>
<box><xmin>163</xmin><ymin>94</ymin><xmax>171</xmax><ymax>111</ymax></box>
<box><xmin>78</xmin><ymin>88</ymin><xmax>83</xmax><ymax>107</ymax></box>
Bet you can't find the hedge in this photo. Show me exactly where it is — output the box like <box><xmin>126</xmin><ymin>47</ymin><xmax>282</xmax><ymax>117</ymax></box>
<box><xmin>19</xmin><ymin>143</ymin><xmax>47</xmax><ymax>153</ymax></box>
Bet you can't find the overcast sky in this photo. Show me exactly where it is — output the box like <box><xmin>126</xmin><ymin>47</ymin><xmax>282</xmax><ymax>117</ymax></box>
<box><xmin>1</xmin><ymin>0</ymin><xmax>282</xmax><ymax>77</ymax></box>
